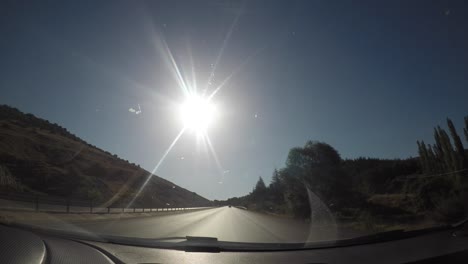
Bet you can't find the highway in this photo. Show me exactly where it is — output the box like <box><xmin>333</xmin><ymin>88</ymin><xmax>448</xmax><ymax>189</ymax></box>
<box><xmin>44</xmin><ymin>207</ymin><xmax>354</xmax><ymax>243</ymax></box>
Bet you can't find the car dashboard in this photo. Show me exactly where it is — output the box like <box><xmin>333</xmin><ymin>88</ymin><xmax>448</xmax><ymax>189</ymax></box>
<box><xmin>1</xmin><ymin>224</ymin><xmax>468</xmax><ymax>263</ymax></box>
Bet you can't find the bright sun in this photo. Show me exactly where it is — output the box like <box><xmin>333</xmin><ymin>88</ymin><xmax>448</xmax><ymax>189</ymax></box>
<box><xmin>180</xmin><ymin>95</ymin><xmax>216</xmax><ymax>132</ymax></box>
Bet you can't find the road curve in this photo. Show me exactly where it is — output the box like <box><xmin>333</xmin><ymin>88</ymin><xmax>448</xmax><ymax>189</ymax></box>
<box><xmin>51</xmin><ymin>207</ymin><xmax>351</xmax><ymax>243</ymax></box>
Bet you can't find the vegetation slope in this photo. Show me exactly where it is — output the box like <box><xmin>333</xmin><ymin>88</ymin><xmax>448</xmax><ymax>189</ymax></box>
<box><xmin>216</xmin><ymin>117</ymin><xmax>468</xmax><ymax>230</ymax></box>
<box><xmin>0</xmin><ymin>105</ymin><xmax>209</xmax><ymax>207</ymax></box>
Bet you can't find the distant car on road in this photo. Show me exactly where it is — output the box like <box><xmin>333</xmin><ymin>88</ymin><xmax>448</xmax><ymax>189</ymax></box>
<box><xmin>228</xmin><ymin>205</ymin><xmax>231</xmax><ymax>208</ymax></box>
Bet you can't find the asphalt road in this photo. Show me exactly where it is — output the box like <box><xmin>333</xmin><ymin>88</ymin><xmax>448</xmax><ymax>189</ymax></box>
<box><xmin>53</xmin><ymin>207</ymin><xmax>353</xmax><ymax>243</ymax></box>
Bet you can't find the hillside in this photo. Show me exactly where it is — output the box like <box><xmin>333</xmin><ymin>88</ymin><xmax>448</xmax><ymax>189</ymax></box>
<box><xmin>0</xmin><ymin>105</ymin><xmax>210</xmax><ymax>207</ymax></box>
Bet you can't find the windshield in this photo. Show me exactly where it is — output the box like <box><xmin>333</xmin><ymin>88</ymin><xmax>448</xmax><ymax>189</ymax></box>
<box><xmin>1</xmin><ymin>0</ymin><xmax>467</xmax><ymax>248</ymax></box>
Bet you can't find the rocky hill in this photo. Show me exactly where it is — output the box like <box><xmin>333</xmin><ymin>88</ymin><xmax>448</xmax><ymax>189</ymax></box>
<box><xmin>0</xmin><ymin>105</ymin><xmax>210</xmax><ymax>207</ymax></box>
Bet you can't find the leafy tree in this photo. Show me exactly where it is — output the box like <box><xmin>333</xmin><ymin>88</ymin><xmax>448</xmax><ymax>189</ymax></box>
<box><xmin>447</xmin><ymin>118</ymin><xmax>465</xmax><ymax>165</ymax></box>
<box><xmin>269</xmin><ymin>169</ymin><xmax>285</xmax><ymax>203</ymax></box>
<box><xmin>415</xmin><ymin>117</ymin><xmax>468</xmax><ymax>221</ymax></box>
<box><xmin>270</xmin><ymin>169</ymin><xmax>281</xmax><ymax>189</ymax></box>
<box><xmin>416</xmin><ymin>177</ymin><xmax>454</xmax><ymax>210</ymax></box>
<box><xmin>417</xmin><ymin>140</ymin><xmax>430</xmax><ymax>173</ymax></box>
<box><xmin>252</xmin><ymin>177</ymin><xmax>267</xmax><ymax>197</ymax></box>
<box><xmin>281</xmin><ymin>141</ymin><xmax>351</xmax><ymax>217</ymax></box>
<box><xmin>286</xmin><ymin>141</ymin><xmax>341</xmax><ymax>169</ymax></box>
<box><xmin>447</xmin><ymin>118</ymin><xmax>466</xmax><ymax>184</ymax></box>
<box><xmin>281</xmin><ymin>168</ymin><xmax>310</xmax><ymax>218</ymax></box>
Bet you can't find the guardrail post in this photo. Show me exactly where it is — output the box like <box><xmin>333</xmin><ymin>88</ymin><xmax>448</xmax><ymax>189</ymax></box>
<box><xmin>133</xmin><ymin>207</ymin><xmax>135</xmax><ymax>213</ymax></box>
<box><xmin>122</xmin><ymin>207</ymin><xmax>124</xmax><ymax>213</ymax></box>
<box><xmin>107</xmin><ymin>207</ymin><xmax>110</xmax><ymax>214</ymax></box>
<box><xmin>66</xmin><ymin>199</ymin><xmax>70</xmax><ymax>213</ymax></box>
<box><xmin>90</xmin><ymin>201</ymin><xmax>93</xmax><ymax>213</ymax></box>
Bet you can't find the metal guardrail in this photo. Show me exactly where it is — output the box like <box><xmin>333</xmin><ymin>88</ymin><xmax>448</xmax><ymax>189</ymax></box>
<box><xmin>0</xmin><ymin>192</ymin><xmax>213</xmax><ymax>214</ymax></box>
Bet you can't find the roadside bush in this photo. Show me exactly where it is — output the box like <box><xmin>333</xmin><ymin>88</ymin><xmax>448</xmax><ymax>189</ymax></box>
<box><xmin>415</xmin><ymin>177</ymin><xmax>455</xmax><ymax>211</ymax></box>
<box><xmin>433</xmin><ymin>193</ymin><xmax>468</xmax><ymax>223</ymax></box>
<box><xmin>354</xmin><ymin>211</ymin><xmax>385</xmax><ymax>232</ymax></box>
<box><xmin>0</xmin><ymin>165</ymin><xmax>23</xmax><ymax>191</ymax></box>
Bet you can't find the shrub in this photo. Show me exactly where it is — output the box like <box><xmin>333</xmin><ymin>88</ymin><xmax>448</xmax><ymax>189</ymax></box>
<box><xmin>416</xmin><ymin>177</ymin><xmax>455</xmax><ymax>210</ymax></box>
<box><xmin>0</xmin><ymin>165</ymin><xmax>23</xmax><ymax>191</ymax></box>
<box><xmin>433</xmin><ymin>193</ymin><xmax>467</xmax><ymax>223</ymax></box>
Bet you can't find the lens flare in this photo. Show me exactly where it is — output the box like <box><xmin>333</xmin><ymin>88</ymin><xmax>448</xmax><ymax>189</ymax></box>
<box><xmin>180</xmin><ymin>94</ymin><xmax>216</xmax><ymax>133</ymax></box>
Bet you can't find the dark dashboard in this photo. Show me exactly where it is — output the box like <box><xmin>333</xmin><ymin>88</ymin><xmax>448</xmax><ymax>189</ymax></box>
<box><xmin>1</xmin><ymin>224</ymin><xmax>467</xmax><ymax>264</ymax></box>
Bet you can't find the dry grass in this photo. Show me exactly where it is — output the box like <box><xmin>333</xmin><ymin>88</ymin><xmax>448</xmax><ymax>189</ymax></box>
<box><xmin>0</xmin><ymin>209</ymin><xmax>209</xmax><ymax>227</ymax></box>
<box><xmin>0</xmin><ymin>118</ymin><xmax>209</xmax><ymax>207</ymax></box>
<box><xmin>0</xmin><ymin>165</ymin><xmax>24</xmax><ymax>191</ymax></box>
<box><xmin>367</xmin><ymin>193</ymin><xmax>419</xmax><ymax>213</ymax></box>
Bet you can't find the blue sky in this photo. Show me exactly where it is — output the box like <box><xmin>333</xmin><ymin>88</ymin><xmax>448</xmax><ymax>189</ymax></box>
<box><xmin>1</xmin><ymin>0</ymin><xmax>468</xmax><ymax>199</ymax></box>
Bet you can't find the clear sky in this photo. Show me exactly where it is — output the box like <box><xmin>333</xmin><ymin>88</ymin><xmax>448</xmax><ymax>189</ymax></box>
<box><xmin>1</xmin><ymin>0</ymin><xmax>468</xmax><ymax>200</ymax></box>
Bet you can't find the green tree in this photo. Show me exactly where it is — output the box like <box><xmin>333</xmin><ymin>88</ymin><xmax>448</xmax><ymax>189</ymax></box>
<box><xmin>254</xmin><ymin>177</ymin><xmax>266</xmax><ymax>192</ymax></box>
<box><xmin>282</xmin><ymin>141</ymin><xmax>350</xmax><ymax>218</ymax></box>
<box><xmin>447</xmin><ymin>118</ymin><xmax>466</xmax><ymax>170</ymax></box>
<box><xmin>249</xmin><ymin>177</ymin><xmax>268</xmax><ymax>210</ymax></box>
<box><xmin>251</xmin><ymin>177</ymin><xmax>267</xmax><ymax>199</ymax></box>
<box><xmin>417</xmin><ymin>140</ymin><xmax>430</xmax><ymax>173</ymax></box>
<box><xmin>269</xmin><ymin>169</ymin><xmax>285</xmax><ymax>204</ymax></box>
<box><xmin>415</xmin><ymin>117</ymin><xmax>468</xmax><ymax>221</ymax></box>
<box><xmin>436</xmin><ymin>127</ymin><xmax>454</xmax><ymax>172</ymax></box>
<box><xmin>427</xmin><ymin>144</ymin><xmax>442</xmax><ymax>173</ymax></box>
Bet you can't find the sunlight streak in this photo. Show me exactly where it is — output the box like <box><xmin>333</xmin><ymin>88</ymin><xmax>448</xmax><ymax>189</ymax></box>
<box><xmin>187</xmin><ymin>41</ymin><xmax>198</xmax><ymax>95</ymax></box>
<box><xmin>204</xmin><ymin>133</ymin><xmax>225</xmax><ymax>180</ymax></box>
<box><xmin>207</xmin><ymin>46</ymin><xmax>265</xmax><ymax>101</ymax></box>
<box><xmin>136</xmin><ymin>6</ymin><xmax>249</xmax><ymax>199</ymax></box>
<box><xmin>127</xmin><ymin>127</ymin><xmax>186</xmax><ymax>207</ymax></box>
<box><xmin>207</xmin><ymin>70</ymin><xmax>235</xmax><ymax>101</ymax></box>
<box><xmin>159</xmin><ymin>37</ymin><xmax>191</xmax><ymax>96</ymax></box>
<box><xmin>204</xmin><ymin>10</ymin><xmax>241</xmax><ymax>94</ymax></box>
<box><xmin>196</xmin><ymin>131</ymin><xmax>208</xmax><ymax>153</ymax></box>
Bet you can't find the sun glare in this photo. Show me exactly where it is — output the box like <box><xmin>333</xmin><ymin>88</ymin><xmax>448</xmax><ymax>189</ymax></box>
<box><xmin>180</xmin><ymin>95</ymin><xmax>216</xmax><ymax>133</ymax></box>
